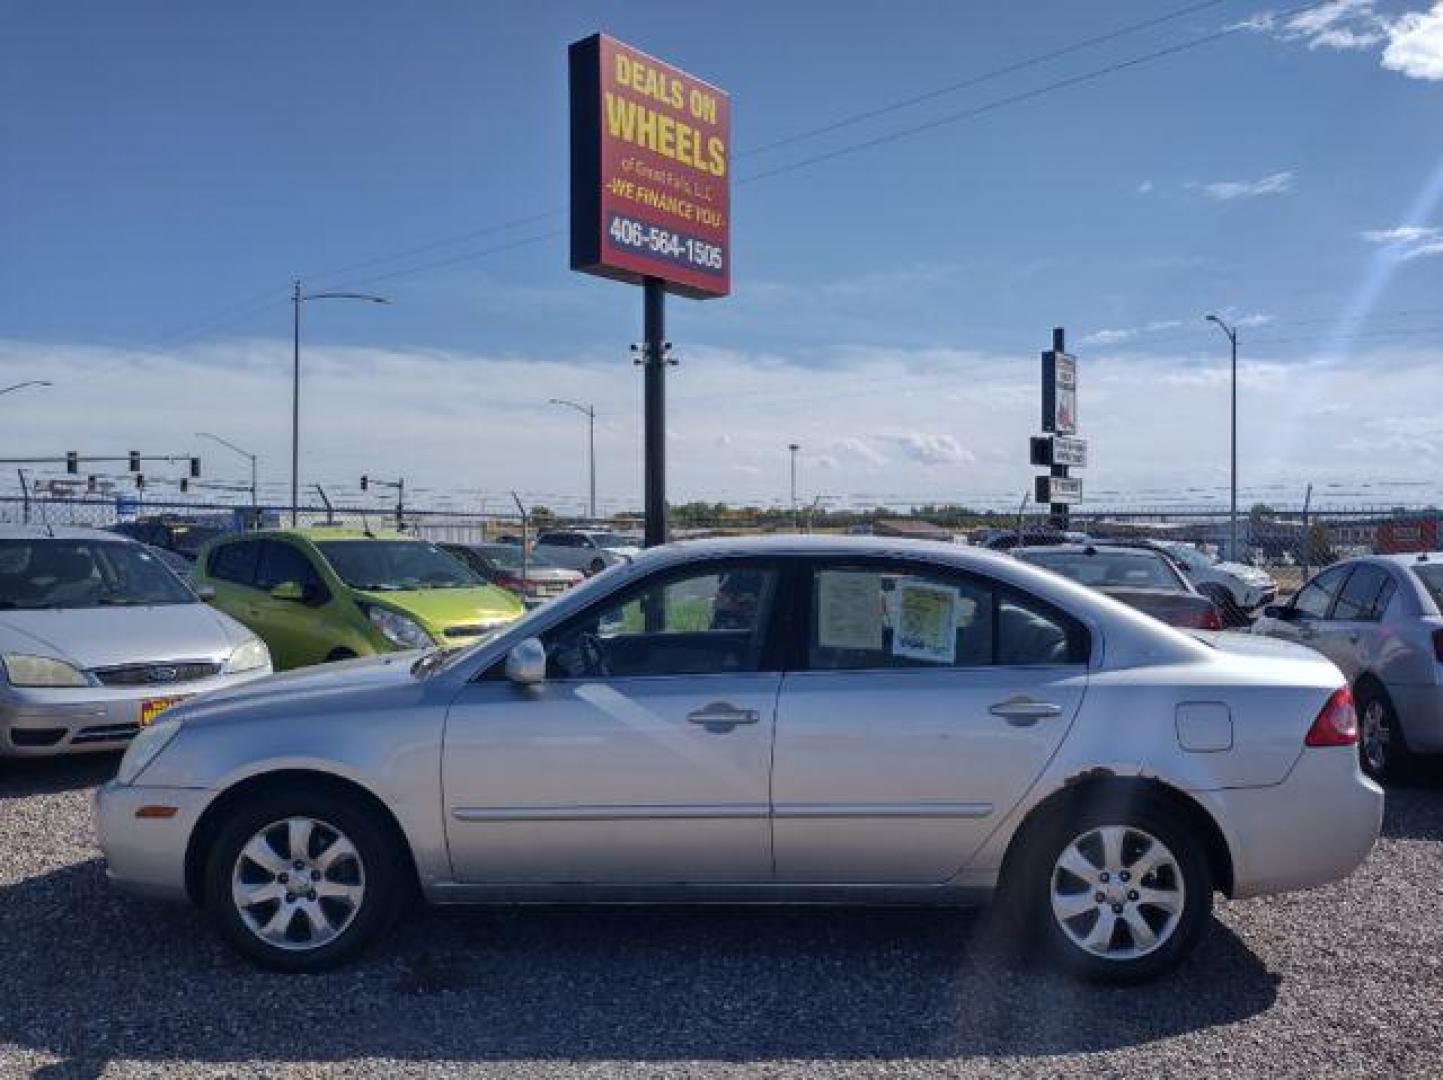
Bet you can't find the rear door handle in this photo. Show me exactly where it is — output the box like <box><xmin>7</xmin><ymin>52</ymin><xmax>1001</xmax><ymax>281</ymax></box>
<box><xmin>988</xmin><ymin>697</ymin><xmax>1063</xmax><ymax>726</ymax></box>
<box><xmin>687</xmin><ymin>702</ymin><xmax>761</xmax><ymax>728</ymax></box>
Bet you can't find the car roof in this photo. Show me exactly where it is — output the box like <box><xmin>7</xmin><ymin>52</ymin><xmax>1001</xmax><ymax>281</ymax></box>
<box><xmin>1366</xmin><ymin>551</ymin><xmax>1443</xmax><ymax>568</ymax></box>
<box><xmin>1014</xmin><ymin>543</ymin><xmax>1168</xmax><ymax>558</ymax></box>
<box><xmin>212</xmin><ymin>527</ymin><xmax>412</xmax><ymax>544</ymax></box>
<box><xmin>0</xmin><ymin>525</ymin><xmax>136</xmax><ymax>543</ymax></box>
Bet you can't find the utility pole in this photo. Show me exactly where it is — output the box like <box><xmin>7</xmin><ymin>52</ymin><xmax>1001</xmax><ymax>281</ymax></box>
<box><xmin>196</xmin><ymin>432</ymin><xmax>258</xmax><ymax>512</ymax></box>
<box><xmin>549</xmin><ymin>399</ymin><xmax>597</xmax><ymax>520</ymax></box>
<box><xmin>1206</xmin><ymin>315</ymin><xmax>1240</xmax><ymax>560</ymax></box>
<box><xmin>638</xmin><ymin>277</ymin><xmax>671</xmax><ymax>547</ymax></box>
<box><xmin>788</xmin><ymin>443</ymin><xmax>800</xmax><ymax>530</ymax></box>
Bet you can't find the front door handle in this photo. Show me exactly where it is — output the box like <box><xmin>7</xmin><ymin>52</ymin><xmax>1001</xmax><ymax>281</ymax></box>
<box><xmin>988</xmin><ymin>696</ymin><xmax>1063</xmax><ymax>726</ymax></box>
<box><xmin>687</xmin><ymin>702</ymin><xmax>761</xmax><ymax>728</ymax></box>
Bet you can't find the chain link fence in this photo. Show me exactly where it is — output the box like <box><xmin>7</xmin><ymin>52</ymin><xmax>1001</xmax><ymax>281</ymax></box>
<box><xmin>3</xmin><ymin>493</ymin><xmax>1438</xmax><ymax>596</ymax></box>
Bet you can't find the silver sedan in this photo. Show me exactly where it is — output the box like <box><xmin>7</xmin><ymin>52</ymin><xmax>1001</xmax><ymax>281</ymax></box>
<box><xmin>1252</xmin><ymin>552</ymin><xmax>1443</xmax><ymax>780</ymax></box>
<box><xmin>96</xmin><ymin>536</ymin><xmax>1381</xmax><ymax>982</ymax></box>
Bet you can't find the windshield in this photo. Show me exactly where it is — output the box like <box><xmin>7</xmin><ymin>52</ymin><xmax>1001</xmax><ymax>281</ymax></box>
<box><xmin>316</xmin><ymin>540</ymin><xmax>484</xmax><ymax>591</ymax></box>
<box><xmin>0</xmin><ymin>539</ymin><xmax>195</xmax><ymax>609</ymax></box>
<box><xmin>1163</xmin><ymin>544</ymin><xmax>1214</xmax><ymax>569</ymax></box>
<box><xmin>589</xmin><ymin>533</ymin><xmax>634</xmax><ymax>551</ymax></box>
<box><xmin>1019</xmin><ymin>549</ymin><xmax>1186</xmax><ymax>591</ymax></box>
<box><xmin>1412</xmin><ymin>564</ymin><xmax>1443</xmax><ymax>612</ymax></box>
<box><xmin>476</xmin><ymin>545</ymin><xmax>566</xmax><ymax>572</ymax></box>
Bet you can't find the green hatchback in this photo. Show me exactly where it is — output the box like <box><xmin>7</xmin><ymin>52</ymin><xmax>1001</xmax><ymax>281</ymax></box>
<box><xmin>193</xmin><ymin>529</ymin><xmax>524</xmax><ymax>670</ymax></box>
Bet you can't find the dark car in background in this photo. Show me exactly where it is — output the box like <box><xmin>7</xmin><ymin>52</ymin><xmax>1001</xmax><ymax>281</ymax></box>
<box><xmin>109</xmin><ymin>516</ymin><xmax>230</xmax><ymax>562</ymax></box>
<box><xmin>441</xmin><ymin>541</ymin><xmax>584</xmax><ymax>607</ymax></box>
<box><xmin>1014</xmin><ymin>544</ymin><xmax>1222</xmax><ymax>630</ymax></box>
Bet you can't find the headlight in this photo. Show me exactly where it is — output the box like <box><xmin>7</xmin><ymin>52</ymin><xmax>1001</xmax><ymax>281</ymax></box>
<box><xmin>115</xmin><ymin>718</ymin><xmax>183</xmax><ymax>785</ymax></box>
<box><xmin>223</xmin><ymin>637</ymin><xmax>271</xmax><ymax>674</ymax></box>
<box><xmin>363</xmin><ymin>605</ymin><xmax>434</xmax><ymax>649</ymax></box>
<box><xmin>0</xmin><ymin>654</ymin><xmax>90</xmax><ymax>688</ymax></box>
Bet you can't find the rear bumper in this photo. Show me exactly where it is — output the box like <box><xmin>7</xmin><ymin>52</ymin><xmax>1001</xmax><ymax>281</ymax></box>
<box><xmin>1198</xmin><ymin>747</ymin><xmax>1382</xmax><ymax>899</ymax></box>
<box><xmin>1385</xmin><ymin>682</ymin><xmax>1443</xmax><ymax>755</ymax></box>
<box><xmin>94</xmin><ymin>781</ymin><xmax>211</xmax><ymax>903</ymax></box>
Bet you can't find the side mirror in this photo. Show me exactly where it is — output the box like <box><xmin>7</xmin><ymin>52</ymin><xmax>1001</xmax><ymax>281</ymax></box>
<box><xmin>1263</xmin><ymin>604</ymin><xmax>1291</xmax><ymax>620</ymax></box>
<box><xmin>195</xmin><ymin>585</ymin><xmax>217</xmax><ymax>603</ymax></box>
<box><xmin>270</xmin><ymin>581</ymin><xmax>307</xmax><ymax>602</ymax></box>
<box><xmin>505</xmin><ymin>637</ymin><xmax>547</xmax><ymax>685</ymax></box>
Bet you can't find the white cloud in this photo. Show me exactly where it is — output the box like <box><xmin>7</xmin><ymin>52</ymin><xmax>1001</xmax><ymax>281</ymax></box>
<box><xmin>3</xmin><ymin>336</ymin><xmax>1443</xmax><ymax>512</ymax></box>
<box><xmin>1244</xmin><ymin>1</ymin><xmax>1443</xmax><ymax>79</ymax></box>
<box><xmin>1382</xmin><ymin>2</ymin><xmax>1443</xmax><ymax>78</ymax></box>
<box><xmin>1135</xmin><ymin>180</ymin><xmax>1154</xmax><ymax>195</ymax></box>
<box><xmin>1195</xmin><ymin>171</ymin><xmax>1296</xmax><ymax>201</ymax></box>
<box><xmin>885</xmin><ymin>433</ymin><xmax>974</xmax><ymax>467</ymax></box>
<box><xmin>1080</xmin><ymin>328</ymin><xmax>1137</xmax><ymax>346</ymax></box>
<box><xmin>1360</xmin><ymin>224</ymin><xmax>1443</xmax><ymax>259</ymax></box>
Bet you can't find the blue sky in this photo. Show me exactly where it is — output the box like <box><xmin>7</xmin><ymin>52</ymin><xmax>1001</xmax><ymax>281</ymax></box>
<box><xmin>2</xmin><ymin>0</ymin><xmax>1441</xmax><ymax>513</ymax></box>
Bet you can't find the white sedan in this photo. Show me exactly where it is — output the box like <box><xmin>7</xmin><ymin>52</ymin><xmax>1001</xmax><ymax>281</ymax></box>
<box><xmin>96</xmin><ymin>536</ymin><xmax>1380</xmax><ymax>982</ymax></box>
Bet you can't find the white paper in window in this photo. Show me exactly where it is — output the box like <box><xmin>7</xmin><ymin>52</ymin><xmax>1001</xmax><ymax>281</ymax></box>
<box><xmin>816</xmin><ymin>571</ymin><xmax>883</xmax><ymax>652</ymax></box>
<box><xmin>893</xmin><ymin>581</ymin><xmax>960</xmax><ymax>664</ymax></box>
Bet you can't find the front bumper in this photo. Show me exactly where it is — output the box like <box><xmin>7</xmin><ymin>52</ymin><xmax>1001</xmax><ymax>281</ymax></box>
<box><xmin>0</xmin><ymin>669</ymin><xmax>270</xmax><ymax>757</ymax></box>
<box><xmin>94</xmin><ymin>780</ymin><xmax>213</xmax><ymax>902</ymax></box>
<box><xmin>1198</xmin><ymin>746</ymin><xmax>1383</xmax><ymax>899</ymax></box>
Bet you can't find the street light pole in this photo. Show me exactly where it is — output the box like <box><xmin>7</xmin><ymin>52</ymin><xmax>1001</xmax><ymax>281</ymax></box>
<box><xmin>291</xmin><ymin>280</ymin><xmax>390</xmax><ymax>525</ymax></box>
<box><xmin>788</xmin><ymin>443</ymin><xmax>800</xmax><ymax>530</ymax></box>
<box><xmin>1206</xmin><ymin>315</ymin><xmax>1240</xmax><ymax>560</ymax></box>
<box><xmin>196</xmin><ymin>431</ymin><xmax>259</xmax><ymax>511</ymax></box>
<box><xmin>0</xmin><ymin>380</ymin><xmax>52</xmax><ymax>398</ymax></box>
<box><xmin>549</xmin><ymin>399</ymin><xmax>597</xmax><ymax>520</ymax></box>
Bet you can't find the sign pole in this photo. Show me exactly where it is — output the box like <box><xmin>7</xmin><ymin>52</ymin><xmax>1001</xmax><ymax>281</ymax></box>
<box><xmin>1049</xmin><ymin>327</ymin><xmax>1069</xmax><ymax>533</ymax></box>
<box><xmin>643</xmin><ymin>277</ymin><xmax>668</xmax><ymax>547</ymax></box>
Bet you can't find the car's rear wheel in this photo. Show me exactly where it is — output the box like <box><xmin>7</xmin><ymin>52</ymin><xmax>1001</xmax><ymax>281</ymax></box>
<box><xmin>1019</xmin><ymin>796</ymin><xmax>1213</xmax><ymax>983</ymax></box>
<box><xmin>1356</xmin><ymin>682</ymin><xmax>1412</xmax><ymax>782</ymax></box>
<box><xmin>204</xmin><ymin>789</ymin><xmax>403</xmax><ymax>972</ymax></box>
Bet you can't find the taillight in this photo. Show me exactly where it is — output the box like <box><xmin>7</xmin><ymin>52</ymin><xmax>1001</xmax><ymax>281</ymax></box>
<box><xmin>1433</xmin><ymin>629</ymin><xmax>1443</xmax><ymax>664</ymax></box>
<box><xmin>1197</xmin><ymin>606</ymin><xmax>1222</xmax><ymax>631</ymax></box>
<box><xmin>1305</xmin><ymin>686</ymin><xmax>1358</xmax><ymax>747</ymax></box>
<box><xmin>497</xmin><ymin>575</ymin><xmax>525</xmax><ymax>591</ymax></box>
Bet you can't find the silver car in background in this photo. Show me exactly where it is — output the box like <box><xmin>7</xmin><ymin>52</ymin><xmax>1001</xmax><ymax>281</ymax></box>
<box><xmin>97</xmin><ymin>536</ymin><xmax>1380</xmax><ymax>982</ymax></box>
<box><xmin>1252</xmin><ymin>552</ymin><xmax>1443</xmax><ymax>780</ymax></box>
<box><xmin>0</xmin><ymin>527</ymin><xmax>272</xmax><ymax>755</ymax></box>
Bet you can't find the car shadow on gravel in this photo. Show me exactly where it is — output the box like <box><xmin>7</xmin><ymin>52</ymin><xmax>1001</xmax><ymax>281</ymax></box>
<box><xmin>4</xmin><ymin>859</ymin><xmax>1279</xmax><ymax>1076</ymax></box>
<box><xmin>0</xmin><ymin>754</ymin><xmax>118</xmax><ymax>799</ymax></box>
<box><xmin>1380</xmin><ymin>777</ymin><xmax>1443</xmax><ymax>841</ymax></box>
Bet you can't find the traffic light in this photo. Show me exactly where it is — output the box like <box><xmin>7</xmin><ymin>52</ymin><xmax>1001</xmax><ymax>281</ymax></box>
<box><xmin>65</xmin><ymin>451</ymin><xmax>78</xmax><ymax>475</ymax></box>
<box><xmin>189</xmin><ymin>457</ymin><xmax>201</xmax><ymax>478</ymax></box>
<box><xmin>128</xmin><ymin>451</ymin><xmax>141</xmax><ymax>472</ymax></box>
<box><xmin>360</xmin><ymin>475</ymin><xmax>369</xmax><ymax>492</ymax></box>
<box><xmin>86</xmin><ymin>475</ymin><xmax>97</xmax><ymax>493</ymax></box>
<box><xmin>135</xmin><ymin>474</ymin><xmax>145</xmax><ymax>490</ymax></box>
<box><xmin>180</xmin><ymin>478</ymin><xmax>190</xmax><ymax>493</ymax></box>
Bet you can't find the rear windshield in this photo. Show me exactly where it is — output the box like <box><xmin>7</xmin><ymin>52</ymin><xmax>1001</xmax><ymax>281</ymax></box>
<box><xmin>476</xmin><ymin>545</ymin><xmax>566</xmax><ymax>571</ymax></box>
<box><xmin>0</xmin><ymin>539</ymin><xmax>194</xmax><ymax>609</ymax></box>
<box><xmin>1019</xmin><ymin>549</ymin><xmax>1186</xmax><ymax>591</ymax></box>
<box><xmin>316</xmin><ymin>540</ymin><xmax>482</xmax><ymax>591</ymax></box>
<box><xmin>1411</xmin><ymin>563</ymin><xmax>1443</xmax><ymax>612</ymax></box>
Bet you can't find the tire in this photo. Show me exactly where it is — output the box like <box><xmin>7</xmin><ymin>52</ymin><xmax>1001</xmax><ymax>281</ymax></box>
<box><xmin>1356</xmin><ymin>681</ymin><xmax>1413</xmax><ymax>783</ymax></box>
<box><xmin>203</xmin><ymin>788</ymin><xmax>404</xmax><ymax>973</ymax></box>
<box><xmin>1012</xmin><ymin>793</ymin><xmax>1213</xmax><ymax>984</ymax></box>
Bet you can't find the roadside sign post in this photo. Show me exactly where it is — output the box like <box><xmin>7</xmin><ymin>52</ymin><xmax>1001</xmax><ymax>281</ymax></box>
<box><xmin>569</xmin><ymin>33</ymin><xmax>731</xmax><ymax>547</ymax></box>
<box><xmin>1036</xmin><ymin>328</ymin><xmax>1083</xmax><ymax>532</ymax></box>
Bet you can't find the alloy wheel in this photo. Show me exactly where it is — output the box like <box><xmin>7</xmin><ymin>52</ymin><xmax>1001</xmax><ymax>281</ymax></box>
<box><xmin>230</xmin><ymin>817</ymin><xmax>366</xmax><ymax>952</ymax></box>
<box><xmin>1360</xmin><ymin>699</ymin><xmax>1390</xmax><ymax>775</ymax></box>
<box><xmin>1050</xmin><ymin>825</ymin><xmax>1185</xmax><ymax>961</ymax></box>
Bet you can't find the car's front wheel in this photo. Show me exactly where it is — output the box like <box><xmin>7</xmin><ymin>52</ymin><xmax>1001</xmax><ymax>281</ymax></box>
<box><xmin>204</xmin><ymin>789</ymin><xmax>404</xmax><ymax>972</ymax></box>
<box><xmin>1019</xmin><ymin>796</ymin><xmax>1213</xmax><ymax>983</ymax></box>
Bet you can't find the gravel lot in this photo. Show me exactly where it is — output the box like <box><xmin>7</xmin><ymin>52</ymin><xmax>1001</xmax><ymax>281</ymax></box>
<box><xmin>2</xmin><ymin>754</ymin><xmax>1440</xmax><ymax>1080</ymax></box>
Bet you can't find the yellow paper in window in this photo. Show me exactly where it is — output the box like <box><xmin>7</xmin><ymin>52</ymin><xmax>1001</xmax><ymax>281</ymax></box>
<box><xmin>893</xmin><ymin>582</ymin><xmax>959</xmax><ymax>664</ymax></box>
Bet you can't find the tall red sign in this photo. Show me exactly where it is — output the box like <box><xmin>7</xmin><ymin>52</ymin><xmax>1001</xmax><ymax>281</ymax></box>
<box><xmin>569</xmin><ymin>34</ymin><xmax>731</xmax><ymax>299</ymax></box>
